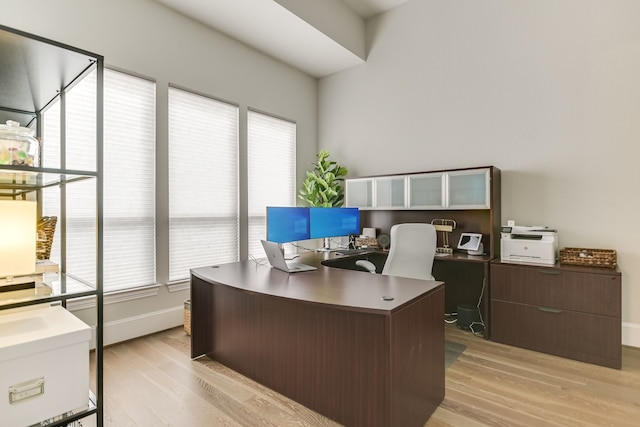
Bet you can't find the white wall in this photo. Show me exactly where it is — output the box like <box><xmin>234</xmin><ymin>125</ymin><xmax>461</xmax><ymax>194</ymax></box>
<box><xmin>4</xmin><ymin>0</ymin><xmax>639</xmax><ymax>348</ymax></box>
<box><xmin>1</xmin><ymin>0</ymin><xmax>318</xmax><ymax>342</ymax></box>
<box><xmin>319</xmin><ymin>0</ymin><xmax>640</xmax><ymax>345</ymax></box>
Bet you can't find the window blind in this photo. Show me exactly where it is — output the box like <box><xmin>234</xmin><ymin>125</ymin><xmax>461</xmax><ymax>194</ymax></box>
<box><xmin>42</xmin><ymin>69</ymin><xmax>156</xmax><ymax>292</ymax></box>
<box><xmin>168</xmin><ymin>87</ymin><xmax>239</xmax><ymax>282</ymax></box>
<box><xmin>247</xmin><ymin>110</ymin><xmax>296</xmax><ymax>257</ymax></box>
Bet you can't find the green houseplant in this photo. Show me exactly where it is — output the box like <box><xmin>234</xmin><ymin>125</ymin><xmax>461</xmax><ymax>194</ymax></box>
<box><xmin>298</xmin><ymin>149</ymin><xmax>348</xmax><ymax>207</ymax></box>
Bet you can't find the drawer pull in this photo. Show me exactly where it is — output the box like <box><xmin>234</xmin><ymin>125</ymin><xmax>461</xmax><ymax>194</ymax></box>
<box><xmin>538</xmin><ymin>306</ymin><xmax>563</xmax><ymax>314</ymax></box>
<box><xmin>538</xmin><ymin>269</ymin><xmax>561</xmax><ymax>275</ymax></box>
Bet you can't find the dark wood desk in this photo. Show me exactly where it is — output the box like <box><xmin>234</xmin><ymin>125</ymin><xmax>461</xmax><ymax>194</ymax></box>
<box><xmin>323</xmin><ymin>251</ymin><xmax>492</xmax><ymax>337</ymax></box>
<box><xmin>190</xmin><ymin>253</ymin><xmax>445</xmax><ymax>427</ymax></box>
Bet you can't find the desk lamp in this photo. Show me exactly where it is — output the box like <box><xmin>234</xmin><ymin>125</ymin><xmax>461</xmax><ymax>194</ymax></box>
<box><xmin>431</xmin><ymin>218</ymin><xmax>456</xmax><ymax>255</ymax></box>
<box><xmin>0</xmin><ymin>200</ymin><xmax>37</xmax><ymax>287</ymax></box>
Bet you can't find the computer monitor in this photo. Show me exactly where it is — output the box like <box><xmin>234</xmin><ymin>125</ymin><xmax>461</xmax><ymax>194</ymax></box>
<box><xmin>309</xmin><ymin>207</ymin><xmax>360</xmax><ymax>247</ymax></box>
<box><xmin>266</xmin><ymin>206</ymin><xmax>310</xmax><ymax>243</ymax></box>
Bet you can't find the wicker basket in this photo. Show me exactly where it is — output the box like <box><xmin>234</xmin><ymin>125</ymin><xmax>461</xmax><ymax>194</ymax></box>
<box><xmin>36</xmin><ymin>216</ymin><xmax>57</xmax><ymax>260</ymax></box>
<box><xmin>559</xmin><ymin>248</ymin><xmax>617</xmax><ymax>268</ymax></box>
<box><xmin>355</xmin><ymin>237</ymin><xmax>378</xmax><ymax>248</ymax></box>
<box><xmin>184</xmin><ymin>299</ymin><xmax>191</xmax><ymax>336</ymax></box>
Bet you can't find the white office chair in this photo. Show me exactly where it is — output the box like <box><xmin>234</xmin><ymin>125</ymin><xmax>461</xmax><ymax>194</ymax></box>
<box><xmin>356</xmin><ymin>223</ymin><xmax>437</xmax><ymax>281</ymax></box>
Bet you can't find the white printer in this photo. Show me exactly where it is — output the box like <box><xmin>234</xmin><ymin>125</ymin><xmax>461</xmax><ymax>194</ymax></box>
<box><xmin>500</xmin><ymin>224</ymin><xmax>558</xmax><ymax>265</ymax></box>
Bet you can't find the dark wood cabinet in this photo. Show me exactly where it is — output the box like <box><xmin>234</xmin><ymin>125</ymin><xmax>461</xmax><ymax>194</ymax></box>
<box><xmin>490</xmin><ymin>260</ymin><xmax>621</xmax><ymax>369</ymax></box>
<box><xmin>352</xmin><ymin>166</ymin><xmax>501</xmax><ymax>258</ymax></box>
<box><xmin>346</xmin><ymin>166</ymin><xmax>501</xmax><ymax>338</ymax></box>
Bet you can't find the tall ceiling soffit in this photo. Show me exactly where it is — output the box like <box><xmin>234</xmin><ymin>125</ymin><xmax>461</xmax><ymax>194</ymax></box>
<box><xmin>153</xmin><ymin>0</ymin><xmax>409</xmax><ymax>77</ymax></box>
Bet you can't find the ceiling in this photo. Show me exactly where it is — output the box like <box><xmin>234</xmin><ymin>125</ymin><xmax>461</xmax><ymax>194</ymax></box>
<box><xmin>335</xmin><ymin>0</ymin><xmax>409</xmax><ymax>18</ymax></box>
<box><xmin>153</xmin><ymin>0</ymin><xmax>410</xmax><ymax>77</ymax></box>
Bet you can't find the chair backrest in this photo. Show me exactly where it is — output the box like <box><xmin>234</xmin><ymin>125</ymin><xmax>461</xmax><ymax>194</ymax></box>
<box><xmin>381</xmin><ymin>223</ymin><xmax>437</xmax><ymax>281</ymax></box>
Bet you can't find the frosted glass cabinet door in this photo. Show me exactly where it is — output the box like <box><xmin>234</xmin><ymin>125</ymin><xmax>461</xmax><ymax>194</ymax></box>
<box><xmin>375</xmin><ymin>176</ymin><xmax>406</xmax><ymax>209</ymax></box>
<box><xmin>408</xmin><ymin>173</ymin><xmax>445</xmax><ymax>209</ymax></box>
<box><xmin>345</xmin><ymin>178</ymin><xmax>373</xmax><ymax>209</ymax></box>
<box><xmin>446</xmin><ymin>169</ymin><xmax>490</xmax><ymax>209</ymax></box>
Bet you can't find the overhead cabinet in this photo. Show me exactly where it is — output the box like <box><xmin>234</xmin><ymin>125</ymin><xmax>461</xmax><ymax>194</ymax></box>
<box><xmin>445</xmin><ymin>169</ymin><xmax>491</xmax><ymax>209</ymax></box>
<box><xmin>375</xmin><ymin>175</ymin><xmax>406</xmax><ymax>209</ymax></box>
<box><xmin>346</xmin><ymin>167</ymin><xmax>491</xmax><ymax>210</ymax></box>
<box><xmin>344</xmin><ymin>178</ymin><xmax>374</xmax><ymax>209</ymax></box>
<box><xmin>407</xmin><ymin>172</ymin><xmax>445</xmax><ymax>209</ymax></box>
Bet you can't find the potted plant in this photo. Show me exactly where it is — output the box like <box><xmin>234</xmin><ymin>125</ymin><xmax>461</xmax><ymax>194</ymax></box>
<box><xmin>298</xmin><ymin>149</ymin><xmax>348</xmax><ymax>207</ymax></box>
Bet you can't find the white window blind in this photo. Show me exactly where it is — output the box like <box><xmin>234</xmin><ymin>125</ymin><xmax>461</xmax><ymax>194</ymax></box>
<box><xmin>247</xmin><ymin>110</ymin><xmax>296</xmax><ymax>258</ymax></box>
<box><xmin>42</xmin><ymin>69</ymin><xmax>156</xmax><ymax>292</ymax></box>
<box><xmin>168</xmin><ymin>87</ymin><xmax>239</xmax><ymax>282</ymax></box>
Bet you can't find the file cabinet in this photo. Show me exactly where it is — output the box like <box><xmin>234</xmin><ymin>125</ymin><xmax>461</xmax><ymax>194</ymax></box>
<box><xmin>490</xmin><ymin>260</ymin><xmax>621</xmax><ymax>368</ymax></box>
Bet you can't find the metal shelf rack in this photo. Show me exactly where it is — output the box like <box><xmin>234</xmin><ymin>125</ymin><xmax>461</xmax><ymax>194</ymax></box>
<box><xmin>0</xmin><ymin>24</ymin><xmax>104</xmax><ymax>427</ymax></box>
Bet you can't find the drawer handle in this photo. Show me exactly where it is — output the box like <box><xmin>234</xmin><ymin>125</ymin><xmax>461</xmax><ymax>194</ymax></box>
<box><xmin>538</xmin><ymin>306</ymin><xmax>563</xmax><ymax>314</ymax></box>
<box><xmin>538</xmin><ymin>269</ymin><xmax>561</xmax><ymax>275</ymax></box>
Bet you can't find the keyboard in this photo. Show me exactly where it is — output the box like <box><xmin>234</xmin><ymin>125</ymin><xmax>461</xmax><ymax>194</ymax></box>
<box><xmin>335</xmin><ymin>249</ymin><xmax>369</xmax><ymax>255</ymax></box>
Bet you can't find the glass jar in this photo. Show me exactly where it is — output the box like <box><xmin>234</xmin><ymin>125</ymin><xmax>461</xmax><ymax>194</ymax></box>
<box><xmin>0</xmin><ymin>120</ymin><xmax>40</xmax><ymax>166</ymax></box>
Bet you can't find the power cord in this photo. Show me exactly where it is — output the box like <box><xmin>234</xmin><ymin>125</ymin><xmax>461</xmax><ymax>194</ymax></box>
<box><xmin>288</xmin><ymin>238</ymin><xmax>352</xmax><ymax>252</ymax></box>
<box><xmin>289</xmin><ymin>242</ymin><xmax>316</xmax><ymax>252</ymax></box>
<box><xmin>468</xmin><ymin>278</ymin><xmax>486</xmax><ymax>337</ymax></box>
<box><xmin>443</xmin><ymin>277</ymin><xmax>486</xmax><ymax>337</ymax></box>
<box><xmin>444</xmin><ymin>312</ymin><xmax>458</xmax><ymax>324</ymax></box>
<box><xmin>249</xmin><ymin>253</ymin><xmax>269</xmax><ymax>266</ymax></box>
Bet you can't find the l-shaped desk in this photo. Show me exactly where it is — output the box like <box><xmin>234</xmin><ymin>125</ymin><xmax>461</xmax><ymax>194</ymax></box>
<box><xmin>190</xmin><ymin>252</ymin><xmax>445</xmax><ymax>427</ymax></box>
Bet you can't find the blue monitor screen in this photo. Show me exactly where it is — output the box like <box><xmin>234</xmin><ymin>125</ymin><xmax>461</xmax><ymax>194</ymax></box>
<box><xmin>309</xmin><ymin>207</ymin><xmax>360</xmax><ymax>239</ymax></box>
<box><xmin>266</xmin><ymin>207</ymin><xmax>310</xmax><ymax>243</ymax></box>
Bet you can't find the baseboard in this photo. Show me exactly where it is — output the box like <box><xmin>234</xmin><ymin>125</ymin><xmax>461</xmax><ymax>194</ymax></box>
<box><xmin>85</xmin><ymin>305</ymin><xmax>184</xmax><ymax>348</ymax></box>
<box><xmin>78</xmin><ymin>305</ymin><xmax>640</xmax><ymax>349</ymax></box>
<box><xmin>623</xmin><ymin>322</ymin><xmax>640</xmax><ymax>348</ymax></box>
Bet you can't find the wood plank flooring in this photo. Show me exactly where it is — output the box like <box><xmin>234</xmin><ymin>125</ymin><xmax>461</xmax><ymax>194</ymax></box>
<box><xmin>92</xmin><ymin>324</ymin><xmax>640</xmax><ymax>426</ymax></box>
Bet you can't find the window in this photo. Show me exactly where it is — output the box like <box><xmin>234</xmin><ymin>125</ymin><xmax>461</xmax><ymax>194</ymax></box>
<box><xmin>168</xmin><ymin>87</ymin><xmax>239</xmax><ymax>282</ymax></box>
<box><xmin>41</xmin><ymin>73</ymin><xmax>293</xmax><ymax>290</ymax></box>
<box><xmin>42</xmin><ymin>68</ymin><xmax>156</xmax><ymax>292</ymax></box>
<box><xmin>247</xmin><ymin>110</ymin><xmax>296</xmax><ymax>257</ymax></box>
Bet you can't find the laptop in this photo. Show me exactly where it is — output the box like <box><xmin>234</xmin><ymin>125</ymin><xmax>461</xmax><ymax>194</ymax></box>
<box><xmin>260</xmin><ymin>240</ymin><xmax>317</xmax><ymax>273</ymax></box>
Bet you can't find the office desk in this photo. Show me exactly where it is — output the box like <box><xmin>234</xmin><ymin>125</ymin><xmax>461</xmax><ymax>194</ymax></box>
<box><xmin>324</xmin><ymin>251</ymin><xmax>492</xmax><ymax>337</ymax></box>
<box><xmin>190</xmin><ymin>253</ymin><xmax>444</xmax><ymax>427</ymax></box>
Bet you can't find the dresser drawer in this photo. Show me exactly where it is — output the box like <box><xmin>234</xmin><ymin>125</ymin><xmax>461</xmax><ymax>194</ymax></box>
<box><xmin>491</xmin><ymin>300</ymin><xmax>621</xmax><ymax>368</ymax></box>
<box><xmin>491</xmin><ymin>263</ymin><xmax>620</xmax><ymax>317</ymax></box>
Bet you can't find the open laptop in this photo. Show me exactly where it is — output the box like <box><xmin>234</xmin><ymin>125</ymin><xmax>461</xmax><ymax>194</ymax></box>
<box><xmin>260</xmin><ymin>240</ymin><xmax>317</xmax><ymax>273</ymax></box>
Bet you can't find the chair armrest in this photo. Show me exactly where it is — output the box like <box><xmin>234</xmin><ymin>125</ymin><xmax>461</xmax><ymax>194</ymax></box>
<box><xmin>355</xmin><ymin>260</ymin><xmax>377</xmax><ymax>273</ymax></box>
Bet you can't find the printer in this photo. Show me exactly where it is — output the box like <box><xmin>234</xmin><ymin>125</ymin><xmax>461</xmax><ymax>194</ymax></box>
<box><xmin>501</xmin><ymin>224</ymin><xmax>558</xmax><ymax>265</ymax></box>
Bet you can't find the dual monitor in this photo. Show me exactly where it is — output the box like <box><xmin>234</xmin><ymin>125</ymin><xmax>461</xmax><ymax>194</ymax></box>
<box><xmin>267</xmin><ymin>206</ymin><xmax>360</xmax><ymax>244</ymax></box>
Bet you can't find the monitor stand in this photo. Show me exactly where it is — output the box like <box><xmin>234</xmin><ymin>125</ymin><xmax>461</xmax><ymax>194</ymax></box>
<box><xmin>315</xmin><ymin>237</ymin><xmax>337</xmax><ymax>252</ymax></box>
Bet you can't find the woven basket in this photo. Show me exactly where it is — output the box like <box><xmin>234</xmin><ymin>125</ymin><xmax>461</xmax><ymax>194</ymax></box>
<box><xmin>184</xmin><ymin>299</ymin><xmax>191</xmax><ymax>336</ymax></box>
<box><xmin>355</xmin><ymin>237</ymin><xmax>378</xmax><ymax>248</ymax></box>
<box><xmin>36</xmin><ymin>216</ymin><xmax>57</xmax><ymax>260</ymax></box>
<box><xmin>559</xmin><ymin>248</ymin><xmax>617</xmax><ymax>268</ymax></box>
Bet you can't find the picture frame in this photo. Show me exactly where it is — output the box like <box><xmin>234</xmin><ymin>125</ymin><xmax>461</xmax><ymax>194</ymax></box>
<box><xmin>457</xmin><ymin>232</ymin><xmax>483</xmax><ymax>252</ymax></box>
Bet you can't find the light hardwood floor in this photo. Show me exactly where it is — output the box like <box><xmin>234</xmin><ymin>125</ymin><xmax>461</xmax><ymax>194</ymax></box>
<box><xmin>93</xmin><ymin>324</ymin><xmax>640</xmax><ymax>426</ymax></box>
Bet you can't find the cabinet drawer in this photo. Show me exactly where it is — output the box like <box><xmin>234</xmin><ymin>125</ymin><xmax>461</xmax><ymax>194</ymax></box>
<box><xmin>491</xmin><ymin>264</ymin><xmax>620</xmax><ymax>317</ymax></box>
<box><xmin>491</xmin><ymin>300</ymin><xmax>621</xmax><ymax>368</ymax></box>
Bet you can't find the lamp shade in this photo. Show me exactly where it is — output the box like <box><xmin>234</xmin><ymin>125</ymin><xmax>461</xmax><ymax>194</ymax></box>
<box><xmin>0</xmin><ymin>200</ymin><xmax>36</xmax><ymax>278</ymax></box>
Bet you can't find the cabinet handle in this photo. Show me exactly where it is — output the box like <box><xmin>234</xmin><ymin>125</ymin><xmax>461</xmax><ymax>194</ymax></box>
<box><xmin>538</xmin><ymin>306</ymin><xmax>563</xmax><ymax>314</ymax></box>
<box><xmin>537</xmin><ymin>269</ymin><xmax>561</xmax><ymax>275</ymax></box>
